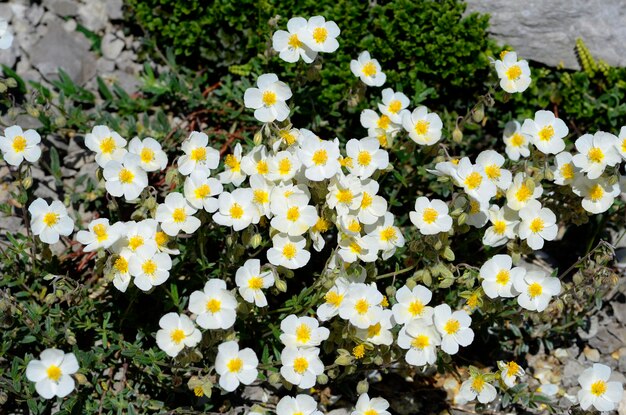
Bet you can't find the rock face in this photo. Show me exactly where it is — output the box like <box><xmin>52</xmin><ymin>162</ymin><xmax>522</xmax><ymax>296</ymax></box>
<box><xmin>465</xmin><ymin>0</ymin><xmax>626</xmax><ymax>69</ymax></box>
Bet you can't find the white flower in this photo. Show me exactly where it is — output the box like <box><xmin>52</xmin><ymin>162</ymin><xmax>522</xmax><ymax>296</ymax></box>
<box><xmin>433</xmin><ymin>304</ymin><xmax>474</xmax><ymax>355</ymax></box>
<box><xmin>178</xmin><ymin>131</ymin><xmax>220</xmax><ymax>176</ymax></box>
<box><xmin>241</xmin><ymin>145</ymin><xmax>270</xmax><ymax>177</ymax></box>
<box><xmin>514</xmin><ymin>270</ymin><xmax>561</xmax><ymax>312</ymax></box>
<box><xmin>350</xmin><ymin>51</ymin><xmax>386</xmax><ymax>87</ymax></box>
<box><xmin>475</xmin><ymin>150</ymin><xmax>512</xmax><ymax>190</ymax></box>
<box><xmin>250</xmin><ymin>174</ymin><xmax>274</xmax><ymax>218</ymax></box>
<box><xmin>274</xmin><ymin>127</ymin><xmax>302</xmax><ymax>151</ymax></box>
<box><xmin>482</xmin><ymin>205</ymin><xmax>519</xmax><ymax>247</ymax></box>
<box><xmin>300</xmin><ymin>16</ymin><xmax>340</xmax><ymax>53</ymax></box>
<box><xmin>155</xmin><ymin>192</ymin><xmax>201</xmax><ymax>236</ymax></box>
<box><xmin>84</xmin><ymin>125</ymin><xmax>127</xmax><ymax>168</ymax></box>
<box><xmin>317</xmin><ymin>278</ymin><xmax>353</xmax><ymax>322</ymax></box>
<box><xmin>26</xmin><ymin>349</ymin><xmax>79</xmax><ymax>399</ymax></box>
<box><xmin>213</xmin><ymin>188</ymin><xmax>260</xmax><ymax>231</ymax></box>
<box><xmin>267</xmin><ymin>150</ymin><xmax>301</xmax><ymax>182</ymax></box>
<box><xmin>337</xmin><ymin>235</ymin><xmax>378</xmax><ymax>263</ymax></box>
<box><xmin>272</xmin><ymin>17</ymin><xmax>317</xmax><ymax>63</ymax></box>
<box><xmin>129</xmin><ymin>246</ymin><xmax>172</xmax><ymax>291</ymax></box>
<box><xmin>364</xmin><ymin>212</ymin><xmax>405</xmax><ymax>259</ymax></box>
<box><xmin>506</xmin><ymin>173</ymin><xmax>542</xmax><ymax>211</ymax></box>
<box><xmin>128</xmin><ymin>136</ymin><xmax>168</xmax><ymax>172</ymax></box>
<box><xmin>235</xmin><ymin>259</ymin><xmax>274</xmax><ymax>307</ymax></box>
<box><xmin>402</xmin><ymin>106</ymin><xmax>443</xmax><ymax>145</ymax></box>
<box><xmin>29</xmin><ymin>198</ymin><xmax>74</xmax><ymax>244</ymax></box>
<box><xmin>392</xmin><ymin>284</ymin><xmax>434</xmax><ymax>325</ymax></box>
<box><xmin>479</xmin><ymin>254</ymin><xmax>524</xmax><ymax>299</ymax></box>
<box><xmin>397</xmin><ymin>320</ymin><xmax>441</xmax><ymax>366</ymax></box>
<box><xmin>498</xmin><ymin>361</ymin><xmax>525</xmax><ymax>388</ymax></box>
<box><xmin>338</xmin><ymin>283</ymin><xmax>384</xmax><ymax>329</ymax></box>
<box><xmin>521</xmin><ymin>110</ymin><xmax>568</xmax><ymax>154</ymax></box>
<box><xmin>155</xmin><ymin>230</ymin><xmax>179</xmax><ymax>255</ymax></box>
<box><xmin>352</xmin><ymin>394</ymin><xmax>390</xmax><ymax>415</ymax></box>
<box><xmin>551</xmin><ymin>151</ymin><xmax>579</xmax><ymax>186</ymax></box>
<box><xmin>244</xmin><ymin>73</ymin><xmax>292</xmax><ymax>123</ymax></box>
<box><xmin>280</xmin><ymin>315</ymin><xmax>330</xmax><ymax>348</ymax></box>
<box><xmin>454</xmin><ymin>158</ymin><xmax>496</xmax><ymax>206</ymax></box>
<box><xmin>355</xmin><ymin>309</ymin><xmax>394</xmax><ymax>346</ymax></box>
<box><xmin>280</xmin><ymin>346</ymin><xmax>324</xmax><ymax>389</ymax></box>
<box><xmin>518</xmin><ymin>200</ymin><xmax>558</xmax><ymax>250</ymax></box>
<box><xmin>267</xmin><ymin>233</ymin><xmax>310</xmax><ymax>269</ymax></box>
<box><xmin>110</xmin><ymin>249</ymin><xmax>133</xmax><ymax>292</ymax></box>
<box><xmin>276</xmin><ymin>395</ymin><xmax>322</xmax><ymax>415</ymax></box>
<box><xmin>345</xmin><ymin>138</ymin><xmax>389</xmax><ymax>178</ymax></box>
<box><xmin>155</xmin><ymin>312</ymin><xmax>201</xmax><ymax>357</ymax></box>
<box><xmin>0</xmin><ymin>19</ymin><xmax>14</xmax><ymax>50</ymax></box>
<box><xmin>0</xmin><ymin>125</ymin><xmax>41</xmax><ymax>166</ymax></box>
<box><xmin>494</xmin><ymin>51</ymin><xmax>531</xmax><ymax>93</ymax></box>
<box><xmin>356</xmin><ymin>179</ymin><xmax>387</xmax><ymax>225</ymax></box>
<box><xmin>76</xmin><ymin>218</ymin><xmax>124</xmax><ymax>251</ymax></box>
<box><xmin>456</xmin><ymin>197</ymin><xmax>488</xmax><ymax>228</ymax></box>
<box><xmin>503</xmin><ymin>120</ymin><xmax>530</xmax><ymax>161</ymax></box>
<box><xmin>118</xmin><ymin>219</ymin><xmax>158</xmax><ymax>253</ymax></box>
<box><xmin>298</xmin><ymin>135</ymin><xmax>341</xmax><ymax>181</ymax></box>
<box><xmin>577</xmin><ymin>363</ymin><xmax>624</xmax><ymax>412</ymax></box>
<box><xmin>409</xmin><ymin>197</ymin><xmax>452</xmax><ymax>235</ymax></box>
<box><xmin>103</xmin><ymin>153</ymin><xmax>148</xmax><ymax>201</ymax></box>
<box><xmin>616</xmin><ymin>126</ymin><xmax>626</xmax><ymax>160</ymax></box>
<box><xmin>378</xmin><ymin>88</ymin><xmax>410</xmax><ymax>124</ymax></box>
<box><xmin>536</xmin><ymin>383</ymin><xmax>559</xmax><ymax>397</ymax></box>
<box><xmin>271</xmin><ymin>193</ymin><xmax>317</xmax><ymax>236</ymax></box>
<box><xmin>572</xmin><ymin>175</ymin><xmax>620</xmax><ymax>214</ymax></box>
<box><xmin>458</xmin><ymin>373</ymin><xmax>497</xmax><ymax>404</ymax></box>
<box><xmin>572</xmin><ymin>132</ymin><xmax>621</xmax><ymax>179</ymax></box>
<box><xmin>327</xmin><ymin>174</ymin><xmax>363</xmax><ymax>216</ymax></box>
<box><xmin>215</xmin><ymin>341</ymin><xmax>259</xmax><ymax>392</ymax></box>
<box><xmin>219</xmin><ymin>143</ymin><xmax>247</xmax><ymax>186</ymax></box>
<box><xmin>189</xmin><ymin>279</ymin><xmax>237</xmax><ymax>330</ymax></box>
<box><xmin>361</xmin><ymin>110</ymin><xmax>400</xmax><ymax>137</ymax></box>
<box><xmin>183</xmin><ymin>170</ymin><xmax>223</xmax><ymax>212</ymax></box>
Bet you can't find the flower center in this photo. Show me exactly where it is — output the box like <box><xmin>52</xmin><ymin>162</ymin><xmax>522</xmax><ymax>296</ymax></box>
<box><xmin>262</xmin><ymin>90</ymin><xmax>277</xmax><ymax>106</ymax></box>
<box><xmin>349</xmin><ymin>241</ymin><xmax>362</xmax><ymax>254</ymax></box>
<box><xmin>142</xmin><ymin>259</ymin><xmax>157</xmax><ymax>275</ymax></box>
<box><xmin>170</xmin><ymin>329</ymin><xmax>186</xmax><ymax>344</ymax></box>
<box><xmin>464</xmin><ymin>172</ymin><xmax>483</xmax><ymax>190</ymax></box>
<box><xmin>194</xmin><ymin>184</ymin><xmax>211</xmax><ymax>199</ymax></box>
<box><xmin>364</xmin><ymin>410</ymin><xmax>378</xmax><ymax>415</ymax></box>
<box><xmin>282</xmin><ymin>243</ymin><xmax>297</xmax><ymax>259</ymax></box>
<box><xmin>12</xmin><ymin>135</ymin><xmax>27</xmax><ymax>153</ymax></box>
<box><xmin>409</xmin><ymin>300</ymin><xmax>424</xmax><ymax>316</ymax></box>
<box><xmin>293</xmin><ymin>356</ymin><xmax>309</xmax><ymax>374</ymax></box>
<box><xmin>286</xmin><ymin>206</ymin><xmax>300</xmax><ymax>222</ymax></box>
<box><xmin>515</xmin><ymin>184</ymin><xmax>532</xmax><ymax>202</ymax></box>
<box><xmin>510</xmin><ymin>133</ymin><xmax>524</xmax><ymax>147</ymax></box>
<box><xmin>355</xmin><ymin>299</ymin><xmax>370</xmax><ymax>315</ymax></box>
<box><xmin>312</xmin><ymin>149</ymin><xmax>328</xmax><ymax>166</ymax></box>
<box><xmin>278</xmin><ymin>158</ymin><xmax>292</xmax><ymax>175</ymax></box>
<box><xmin>367</xmin><ymin>322</ymin><xmax>382</xmax><ymax>338</ymax></box>
<box><xmin>591</xmin><ymin>380</ymin><xmax>607</xmax><ymax>397</ymax></box>
<box><xmin>496</xmin><ymin>269</ymin><xmax>510</xmax><ymax>285</ymax></box>
<box><xmin>485</xmin><ymin>164</ymin><xmax>501</xmax><ymax>180</ymax></box>
<box><xmin>227</xmin><ymin>357</ymin><xmax>243</xmax><ymax>373</ymax></box>
<box><xmin>377</xmin><ymin>115</ymin><xmax>391</xmax><ymax>130</ymax></box>
<box><xmin>128</xmin><ymin>235</ymin><xmax>144</xmax><ymax>250</ymax></box>
<box><xmin>99</xmin><ymin>137</ymin><xmax>116</xmax><ymax>154</ymax></box>
<box><xmin>538</xmin><ymin>125</ymin><xmax>554</xmax><ymax>142</ymax></box>
<box><xmin>225</xmin><ymin>154</ymin><xmax>241</xmax><ymax>172</ymax></box>
<box><xmin>506</xmin><ymin>361</ymin><xmax>521</xmax><ymax>376</ymax></box>
<box><xmin>288</xmin><ymin>33</ymin><xmax>303</xmax><ymax>48</ymax></box>
<box><xmin>506</xmin><ymin>65</ymin><xmax>522</xmax><ymax>80</ymax></box>
<box><xmin>172</xmin><ymin>208</ymin><xmax>186</xmax><ymax>223</ymax></box>
<box><xmin>444</xmin><ymin>319</ymin><xmax>460</xmax><ymax>335</ymax></box>
<box><xmin>422</xmin><ymin>207</ymin><xmax>439</xmax><ymax>224</ymax></box>
<box><xmin>529</xmin><ymin>217</ymin><xmax>545</xmax><ymax>233</ymax></box>
<box><xmin>248</xmin><ymin>276</ymin><xmax>263</xmax><ymax>290</ymax></box>
<box><xmin>560</xmin><ymin>163</ymin><xmax>575</xmax><ymax>180</ymax></box>
<box><xmin>155</xmin><ymin>231</ymin><xmax>168</xmax><ymax>248</ymax></box>
<box><xmin>93</xmin><ymin>223</ymin><xmax>108</xmax><ymax>242</ymax></box>
<box><xmin>229</xmin><ymin>203</ymin><xmax>244</xmax><ymax>219</ymax></box>
<box><xmin>312</xmin><ymin>27</ymin><xmax>328</xmax><ymax>44</ymax></box>
<box><xmin>414</xmin><ymin>120</ymin><xmax>429</xmax><ymax>135</ymax></box>
<box><xmin>361</xmin><ymin>61</ymin><xmax>377</xmax><ymax>77</ymax></box>
<box><xmin>528</xmin><ymin>282</ymin><xmax>543</xmax><ymax>298</ymax></box>
<box><xmin>493</xmin><ymin>220</ymin><xmax>506</xmax><ymax>235</ymax></box>
<box><xmin>588</xmin><ymin>147</ymin><xmax>604</xmax><ymax>163</ymax></box>
<box><xmin>324</xmin><ymin>291</ymin><xmax>343</xmax><ymax>307</ymax></box>
<box><xmin>118</xmin><ymin>168</ymin><xmax>134</xmax><ymax>184</ymax></box>
<box><xmin>361</xmin><ymin>192</ymin><xmax>373</xmax><ymax>209</ymax></box>
<box><xmin>253</xmin><ymin>190</ymin><xmax>269</xmax><ymax>205</ymax></box>
<box><xmin>256</xmin><ymin>160</ymin><xmax>268</xmax><ymax>175</ymax></box>
<box><xmin>347</xmin><ymin>220</ymin><xmax>361</xmax><ymax>233</ymax></box>
<box><xmin>472</xmin><ymin>376</ymin><xmax>485</xmax><ymax>392</ymax></box>
<box><xmin>336</xmin><ymin>189</ymin><xmax>353</xmax><ymax>204</ymax></box>
<box><xmin>114</xmin><ymin>257</ymin><xmax>129</xmax><ymax>273</ymax></box>
<box><xmin>190</xmin><ymin>147</ymin><xmax>206</xmax><ymax>162</ymax></box>
<box><xmin>357</xmin><ymin>151</ymin><xmax>372</xmax><ymax>166</ymax></box>
<box><xmin>280</xmin><ymin>130</ymin><xmax>296</xmax><ymax>145</ymax></box>
<box><xmin>388</xmin><ymin>100</ymin><xmax>402</xmax><ymax>114</ymax></box>
<box><xmin>589</xmin><ymin>184</ymin><xmax>604</xmax><ymax>201</ymax></box>
<box><xmin>314</xmin><ymin>218</ymin><xmax>331</xmax><ymax>233</ymax></box>
<box><xmin>469</xmin><ymin>200</ymin><xmax>481</xmax><ymax>214</ymax></box>
<box><xmin>295</xmin><ymin>324</ymin><xmax>311</xmax><ymax>344</ymax></box>
<box><xmin>380</xmin><ymin>227</ymin><xmax>397</xmax><ymax>242</ymax></box>
<box><xmin>411</xmin><ymin>334</ymin><xmax>430</xmax><ymax>349</ymax></box>
<box><xmin>43</xmin><ymin>212</ymin><xmax>59</xmax><ymax>227</ymax></box>
<box><xmin>46</xmin><ymin>365</ymin><xmax>62</xmax><ymax>382</ymax></box>
<box><xmin>140</xmin><ymin>147</ymin><xmax>155</xmax><ymax>163</ymax></box>
<box><xmin>206</xmin><ymin>298</ymin><xmax>221</xmax><ymax>313</ymax></box>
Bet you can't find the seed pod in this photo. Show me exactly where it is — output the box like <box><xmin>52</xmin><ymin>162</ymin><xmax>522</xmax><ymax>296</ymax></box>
<box><xmin>356</xmin><ymin>379</ymin><xmax>369</xmax><ymax>394</ymax></box>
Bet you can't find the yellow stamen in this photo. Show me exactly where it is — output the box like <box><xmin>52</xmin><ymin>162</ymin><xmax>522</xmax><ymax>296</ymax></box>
<box><xmin>444</xmin><ymin>319</ymin><xmax>460</xmax><ymax>335</ymax></box>
<box><xmin>170</xmin><ymin>329</ymin><xmax>185</xmax><ymax>344</ymax></box>
<box><xmin>422</xmin><ymin>207</ymin><xmax>438</xmax><ymax>224</ymax></box>
<box><xmin>227</xmin><ymin>357</ymin><xmax>243</xmax><ymax>373</ymax></box>
<box><xmin>262</xmin><ymin>90</ymin><xmax>277</xmax><ymax>106</ymax></box>
<box><xmin>293</xmin><ymin>356</ymin><xmax>309</xmax><ymax>374</ymax></box>
<box><xmin>282</xmin><ymin>243</ymin><xmax>297</xmax><ymax>259</ymax></box>
<box><xmin>99</xmin><ymin>137</ymin><xmax>116</xmax><ymax>154</ymax></box>
<box><xmin>12</xmin><ymin>136</ymin><xmax>27</xmax><ymax>153</ymax></box>
<box><xmin>206</xmin><ymin>298</ymin><xmax>221</xmax><ymax>313</ymax></box>
<box><xmin>46</xmin><ymin>365</ymin><xmax>62</xmax><ymax>382</ymax></box>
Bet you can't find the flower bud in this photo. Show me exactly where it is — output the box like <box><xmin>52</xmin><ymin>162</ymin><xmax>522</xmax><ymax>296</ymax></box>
<box><xmin>335</xmin><ymin>354</ymin><xmax>354</xmax><ymax>366</ymax></box>
<box><xmin>0</xmin><ymin>82</ymin><xmax>7</xmax><ymax>93</ymax></box>
<box><xmin>452</xmin><ymin>127</ymin><xmax>463</xmax><ymax>143</ymax></box>
<box><xmin>5</xmin><ymin>78</ymin><xmax>17</xmax><ymax>88</ymax></box>
<box><xmin>275</xmin><ymin>278</ymin><xmax>287</xmax><ymax>293</ymax></box>
<box><xmin>22</xmin><ymin>176</ymin><xmax>33</xmax><ymax>189</ymax></box>
<box><xmin>268</xmin><ymin>372</ymin><xmax>282</xmax><ymax>386</ymax></box>
<box><xmin>26</xmin><ymin>105</ymin><xmax>40</xmax><ymax>118</ymax></box>
<box><xmin>74</xmin><ymin>373</ymin><xmax>88</xmax><ymax>385</ymax></box>
<box><xmin>249</xmin><ymin>233</ymin><xmax>262</xmax><ymax>249</ymax></box>
<box><xmin>472</xmin><ymin>103</ymin><xmax>484</xmax><ymax>123</ymax></box>
<box><xmin>317</xmin><ymin>374</ymin><xmax>329</xmax><ymax>385</ymax></box>
<box><xmin>385</xmin><ymin>285</ymin><xmax>396</xmax><ymax>299</ymax></box>
<box><xmin>457</xmin><ymin>213</ymin><xmax>467</xmax><ymax>226</ymax></box>
<box><xmin>55</xmin><ymin>116</ymin><xmax>67</xmax><ymax>128</ymax></box>
<box><xmin>253</xmin><ymin>130</ymin><xmax>263</xmax><ymax>146</ymax></box>
<box><xmin>356</xmin><ymin>379</ymin><xmax>369</xmax><ymax>394</ymax></box>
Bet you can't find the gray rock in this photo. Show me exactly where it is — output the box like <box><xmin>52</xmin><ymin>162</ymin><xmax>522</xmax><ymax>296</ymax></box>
<box><xmin>101</xmin><ymin>33</ymin><xmax>124</xmax><ymax>60</ymax></box>
<box><xmin>96</xmin><ymin>57</ymin><xmax>115</xmax><ymax>73</ymax></box>
<box><xmin>465</xmin><ymin>0</ymin><xmax>626</xmax><ymax>69</ymax></box>
<box><xmin>0</xmin><ymin>46</ymin><xmax>17</xmax><ymax>68</ymax></box>
<box><xmin>28</xmin><ymin>25</ymin><xmax>96</xmax><ymax>85</ymax></box>
<box><xmin>62</xmin><ymin>18</ymin><xmax>77</xmax><ymax>32</ymax></box>
<box><xmin>105</xmin><ymin>0</ymin><xmax>123</xmax><ymax>20</ymax></box>
<box><xmin>77</xmin><ymin>0</ymin><xmax>107</xmax><ymax>32</ymax></box>
<box><xmin>0</xmin><ymin>4</ymin><xmax>14</xmax><ymax>21</ymax></box>
<box><xmin>44</xmin><ymin>0</ymin><xmax>78</xmax><ymax>17</ymax></box>
<box><xmin>613</xmin><ymin>302</ymin><xmax>626</xmax><ymax>325</ymax></box>
<box><xmin>27</xmin><ymin>4</ymin><xmax>44</xmax><ymax>25</ymax></box>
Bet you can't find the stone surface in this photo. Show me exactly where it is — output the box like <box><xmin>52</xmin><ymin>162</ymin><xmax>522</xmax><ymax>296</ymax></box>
<box><xmin>101</xmin><ymin>32</ymin><xmax>124</xmax><ymax>60</ymax></box>
<box><xmin>28</xmin><ymin>25</ymin><xmax>96</xmax><ymax>85</ymax></box>
<box><xmin>44</xmin><ymin>0</ymin><xmax>78</xmax><ymax>17</ymax></box>
<box><xmin>465</xmin><ymin>0</ymin><xmax>626</xmax><ymax>69</ymax></box>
